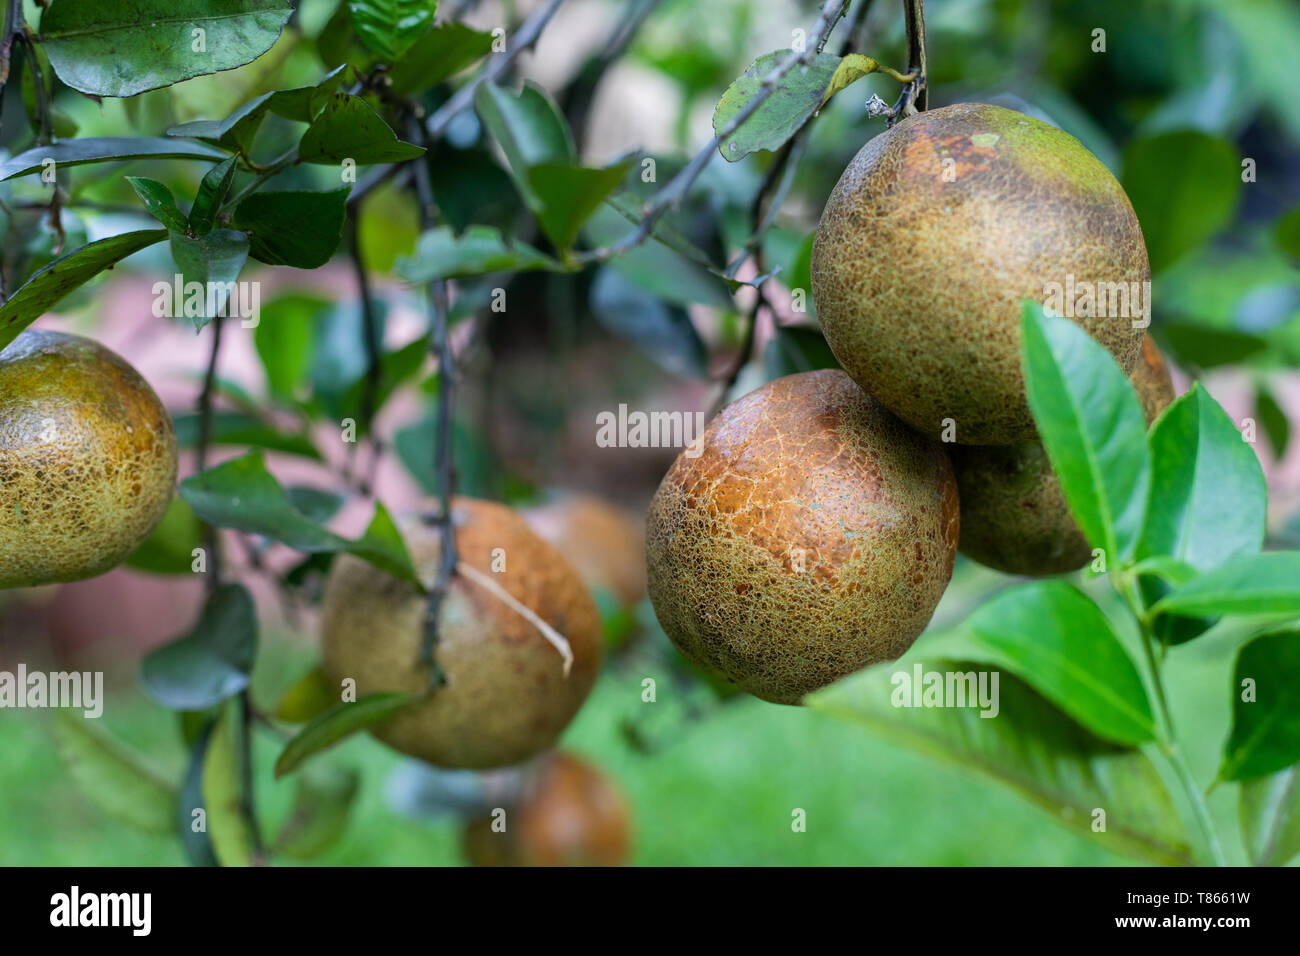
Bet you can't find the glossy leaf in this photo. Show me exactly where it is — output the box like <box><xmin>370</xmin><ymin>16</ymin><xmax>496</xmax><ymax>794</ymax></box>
<box><xmin>52</xmin><ymin>711</ymin><xmax>177</xmax><ymax>835</ymax></box>
<box><xmin>1021</xmin><ymin>302</ymin><xmax>1151</xmax><ymax>563</ymax></box>
<box><xmin>126</xmin><ymin>177</ymin><xmax>190</xmax><ymax>233</ymax></box>
<box><xmin>808</xmin><ymin>658</ymin><xmax>1192</xmax><ymax>865</ymax></box>
<box><xmin>42</xmin><ymin>0</ymin><xmax>294</xmax><ymax>97</ymax></box>
<box><xmin>475</xmin><ymin>81</ymin><xmax>574</xmax><ymax>206</ymax></box>
<box><xmin>1255</xmin><ymin>384</ymin><xmax>1290</xmax><ymax>459</ymax></box>
<box><xmin>387</xmin><ymin>23</ymin><xmax>494</xmax><ymax>95</ymax></box>
<box><xmin>0</xmin><ymin>230</ymin><xmax>167</xmax><ymax>350</ymax></box>
<box><xmin>173</xmin><ymin>411</ymin><xmax>321</xmax><ymax>460</ymax></box>
<box><xmin>274</xmin><ymin>692</ymin><xmax>422</xmax><ymax>778</ymax></box>
<box><xmin>966</xmin><ymin>581</ymin><xmax>1156</xmax><ymax>745</ymax></box>
<box><xmin>298</xmin><ymin>93</ymin><xmax>425</xmax><ymax>165</ymax></box>
<box><xmin>397</xmin><ymin>226</ymin><xmax>562</xmax><ymax>282</ymax></box>
<box><xmin>527</xmin><ymin>157</ymin><xmax>635</xmax><ymax>252</ymax></box>
<box><xmin>232</xmin><ymin>188</ymin><xmax>350</xmax><ymax>268</ymax></box>
<box><xmin>1152</xmin><ymin>552</ymin><xmax>1300</xmax><ymax>618</ymax></box>
<box><xmin>190</xmin><ymin>157</ymin><xmax>239</xmax><ymax>236</ymax></box>
<box><xmin>1240</xmin><ymin>765</ymin><xmax>1300</xmax><ymax>866</ymax></box>
<box><xmin>167</xmin><ymin>67</ymin><xmax>348</xmax><ymax>150</ymax></box>
<box><xmin>0</xmin><ymin>138</ymin><xmax>228</xmax><ymax>181</ymax></box>
<box><xmin>141</xmin><ymin>584</ymin><xmax>259</xmax><ymax>711</ymax></box>
<box><xmin>347</xmin><ymin>0</ymin><xmax>435</xmax><ymax>60</ymax></box>
<box><xmin>168</xmin><ymin>228</ymin><xmax>251</xmax><ymax>329</ymax></box>
<box><xmin>1122</xmin><ymin>132</ymin><xmax>1241</xmax><ymax>273</ymax></box>
<box><xmin>1221</xmin><ymin>629</ymin><xmax>1300</xmax><ymax>781</ymax></box>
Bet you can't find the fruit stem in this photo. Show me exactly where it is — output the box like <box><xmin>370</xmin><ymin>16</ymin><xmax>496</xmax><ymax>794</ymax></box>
<box><xmin>890</xmin><ymin>0</ymin><xmax>928</xmax><ymax>123</ymax></box>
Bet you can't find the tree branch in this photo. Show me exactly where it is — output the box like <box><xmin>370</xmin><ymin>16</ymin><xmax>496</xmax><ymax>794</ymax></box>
<box><xmin>890</xmin><ymin>0</ymin><xmax>928</xmax><ymax>123</ymax></box>
<box><xmin>196</xmin><ymin>317</ymin><xmax>224</xmax><ymax>594</ymax></box>
<box><xmin>346</xmin><ymin>212</ymin><xmax>384</xmax><ymax>497</ymax></box>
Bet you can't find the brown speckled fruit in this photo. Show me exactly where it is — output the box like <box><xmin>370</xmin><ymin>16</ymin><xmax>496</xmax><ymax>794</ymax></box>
<box><xmin>461</xmin><ymin>752</ymin><xmax>632</xmax><ymax>867</ymax></box>
<box><xmin>321</xmin><ymin>498</ymin><xmax>603</xmax><ymax>769</ymax></box>
<box><xmin>952</xmin><ymin>335</ymin><xmax>1176</xmax><ymax>575</ymax></box>
<box><xmin>522</xmin><ymin>495</ymin><xmax>646</xmax><ymax>607</ymax></box>
<box><xmin>0</xmin><ymin>330</ymin><xmax>177</xmax><ymax>589</ymax></box>
<box><xmin>646</xmin><ymin>369</ymin><xmax>959</xmax><ymax>705</ymax></box>
<box><xmin>812</xmin><ymin>102</ymin><xmax>1149</xmax><ymax>445</ymax></box>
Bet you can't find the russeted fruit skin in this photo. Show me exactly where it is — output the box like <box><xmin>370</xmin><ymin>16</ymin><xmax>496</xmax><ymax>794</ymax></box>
<box><xmin>646</xmin><ymin>369</ymin><xmax>959</xmax><ymax>705</ymax></box>
<box><xmin>0</xmin><ymin>330</ymin><xmax>177</xmax><ymax>589</ymax></box>
<box><xmin>952</xmin><ymin>335</ymin><xmax>1176</xmax><ymax>575</ymax></box>
<box><xmin>522</xmin><ymin>496</ymin><xmax>646</xmax><ymax>607</ymax></box>
<box><xmin>812</xmin><ymin>102</ymin><xmax>1149</xmax><ymax>445</ymax></box>
<box><xmin>461</xmin><ymin>752</ymin><xmax>631</xmax><ymax>867</ymax></box>
<box><xmin>321</xmin><ymin>498</ymin><xmax>603</xmax><ymax>769</ymax></box>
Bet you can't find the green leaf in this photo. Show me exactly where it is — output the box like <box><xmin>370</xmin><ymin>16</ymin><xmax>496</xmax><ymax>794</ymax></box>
<box><xmin>1156</xmin><ymin>320</ymin><xmax>1269</xmax><ymax>370</ymax></box>
<box><xmin>274</xmin><ymin>692</ymin><xmax>422</xmax><ymax>778</ymax></box>
<box><xmin>42</xmin><ymin>0</ymin><xmax>294</xmax><ymax>97</ymax></box>
<box><xmin>526</xmin><ymin>157</ymin><xmax>635</xmax><ymax>252</ymax></box>
<box><xmin>52</xmin><ymin>711</ymin><xmax>177</xmax><ymax>835</ymax></box>
<box><xmin>190</xmin><ymin>157</ymin><xmax>239</xmax><ymax>236</ymax></box>
<box><xmin>1021</xmin><ymin>302</ymin><xmax>1151</xmax><ymax>563</ymax></box>
<box><xmin>1139</xmin><ymin>384</ymin><xmax>1267</xmax><ymax>569</ymax></box>
<box><xmin>584</xmin><ymin>204</ymin><xmax>732</xmax><ymax>308</ymax></box>
<box><xmin>1277</xmin><ymin>208</ymin><xmax>1300</xmax><ymax>266</ymax></box>
<box><xmin>178</xmin><ymin>719</ymin><xmax>219</xmax><ymax>866</ymax></box>
<box><xmin>1152</xmin><ymin>552</ymin><xmax>1300</xmax><ymax>618</ymax></box>
<box><xmin>168</xmin><ymin>228</ymin><xmax>251</xmax><ymax>329</ymax></box>
<box><xmin>808</xmin><ymin>658</ymin><xmax>1193</xmax><ymax>865</ymax></box>
<box><xmin>141</xmin><ymin>584</ymin><xmax>258</xmax><ymax>711</ymax></box>
<box><xmin>201</xmin><ymin>701</ymin><xmax>256</xmax><ymax>866</ymax></box>
<box><xmin>763</xmin><ymin>325</ymin><xmax>839</xmax><ymax>380</ymax></box>
<box><xmin>1240</xmin><ymin>765</ymin><xmax>1300</xmax><ymax>866</ymax></box>
<box><xmin>231</xmin><ymin>187</ymin><xmax>350</xmax><ymax>268</ymax></box>
<box><xmin>179</xmin><ymin>452</ymin><xmax>419</xmax><ymax>584</ymax></box>
<box><xmin>298</xmin><ymin>93</ymin><xmax>425</xmax><ymax>165</ymax></box>
<box><xmin>397</xmin><ymin>225</ymin><xmax>562</xmax><ymax>282</ymax></box>
<box><xmin>167</xmin><ymin>67</ymin><xmax>348</xmax><ymax>151</ymax></box>
<box><xmin>0</xmin><ymin>137</ymin><xmax>228</xmax><ymax>181</ymax></box>
<box><xmin>1221</xmin><ymin>629</ymin><xmax>1300</xmax><ymax>781</ymax></box>
<box><xmin>589</xmin><ymin>266</ymin><xmax>708</xmax><ymax>378</ymax></box>
<box><xmin>174</xmin><ymin>410</ymin><xmax>321</xmax><ymax>458</ymax></box>
<box><xmin>254</xmin><ymin>294</ymin><xmax>327</xmax><ymax>400</ymax></box>
<box><xmin>965</xmin><ymin>581</ymin><xmax>1156</xmax><ymax>745</ymax></box>
<box><xmin>0</xmin><ymin>229</ymin><xmax>167</xmax><ymax>350</ymax></box>
<box><xmin>126</xmin><ymin>497</ymin><xmax>204</xmax><ymax>575</ymax></box>
<box><xmin>273</xmin><ymin>765</ymin><xmax>360</xmax><ymax>859</ymax></box>
<box><xmin>475</xmin><ymin>81</ymin><xmax>575</xmax><ymax>206</ymax></box>
<box><xmin>347</xmin><ymin>0</ymin><xmax>435</xmax><ymax>60</ymax></box>
<box><xmin>1122</xmin><ymin>132</ymin><xmax>1242</xmax><ymax>273</ymax></box>
<box><xmin>275</xmin><ymin>666</ymin><xmax>337</xmax><ymax>723</ymax></box>
<box><xmin>1256</xmin><ymin>384</ymin><xmax>1290</xmax><ymax>459</ymax></box>
<box><xmin>387</xmin><ymin>23</ymin><xmax>494</xmax><ymax>96</ymax></box>
<box><xmin>126</xmin><ymin>177</ymin><xmax>190</xmax><ymax>233</ymax></box>
<box><xmin>712</xmin><ymin>51</ymin><xmax>883</xmax><ymax>162</ymax></box>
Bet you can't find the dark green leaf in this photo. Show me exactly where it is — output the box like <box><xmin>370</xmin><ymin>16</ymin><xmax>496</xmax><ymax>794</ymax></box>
<box><xmin>808</xmin><ymin>658</ymin><xmax>1192</xmax><ymax>865</ymax></box>
<box><xmin>167</xmin><ymin>67</ymin><xmax>348</xmax><ymax>151</ymax></box>
<box><xmin>126</xmin><ymin>177</ymin><xmax>190</xmax><ymax>233</ymax></box>
<box><xmin>275</xmin><ymin>692</ymin><xmax>422</xmax><ymax>778</ymax></box>
<box><xmin>274</xmin><ymin>766</ymin><xmax>360</xmax><ymax>859</ymax></box>
<box><xmin>347</xmin><ymin>0</ymin><xmax>435</xmax><ymax>60</ymax></box>
<box><xmin>52</xmin><ymin>711</ymin><xmax>177</xmax><ymax>835</ymax></box>
<box><xmin>173</xmin><ymin>410</ymin><xmax>322</xmax><ymax>460</ymax></box>
<box><xmin>42</xmin><ymin>0</ymin><xmax>294</xmax><ymax>97</ymax></box>
<box><xmin>966</xmin><ymin>581</ymin><xmax>1156</xmax><ymax>745</ymax></box>
<box><xmin>0</xmin><ymin>138</ymin><xmax>228</xmax><ymax>181</ymax></box>
<box><xmin>589</xmin><ymin>266</ymin><xmax>708</xmax><ymax>378</ymax></box>
<box><xmin>1277</xmin><ymin>208</ymin><xmax>1300</xmax><ymax>266</ymax></box>
<box><xmin>1221</xmin><ymin>629</ymin><xmax>1300</xmax><ymax>781</ymax></box>
<box><xmin>1240</xmin><ymin>766</ymin><xmax>1300</xmax><ymax>866</ymax></box>
<box><xmin>585</xmin><ymin>204</ymin><xmax>732</xmax><ymax>307</ymax></box>
<box><xmin>1021</xmin><ymin>302</ymin><xmax>1151</xmax><ymax>563</ymax></box>
<box><xmin>397</xmin><ymin>225</ymin><xmax>562</xmax><ymax>282</ymax></box>
<box><xmin>1122</xmin><ymin>132</ymin><xmax>1241</xmax><ymax>273</ymax></box>
<box><xmin>0</xmin><ymin>230</ymin><xmax>167</xmax><ymax>350</ymax></box>
<box><xmin>285</xmin><ymin>487</ymin><xmax>345</xmax><ymax>525</ymax></box>
<box><xmin>178</xmin><ymin>719</ymin><xmax>220</xmax><ymax>866</ymax></box>
<box><xmin>1152</xmin><ymin>551</ymin><xmax>1300</xmax><ymax>617</ymax></box>
<box><xmin>190</xmin><ymin>157</ymin><xmax>239</xmax><ymax>236</ymax></box>
<box><xmin>387</xmin><ymin>23</ymin><xmax>494</xmax><ymax>95</ymax></box>
<box><xmin>232</xmin><ymin>187</ymin><xmax>350</xmax><ymax>268</ymax></box>
<box><xmin>1256</xmin><ymin>384</ymin><xmax>1290</xmax><ymax>459</ymax></box>
<box><xmin>475</xmin><ymin>81</ymin><xmax>575</xmax><ymax>206</ymax></box>
<box><xmin>141</xmin><ymin>584</ymin><xmax>259</xmax><ymax>711</ymax></box>
<box><xmin>168</xmin><ymin>228</ymin><xmax>251</xmax><ymax>329</ymax></box>
<box><xmin>763</xmin><ymin>325</ymin><xmax>839</xmax><ymax>380</ymax></box>
<box><xmin>254</xmin><ymin>294</ymin><xmax>327</xmax><ymax>400</ymax></box>
<box><xmin>527</xmin><ymin>157</ymin><xmax>635</xmax><ymax>252</ymax></box>
<box><xmin>298</xmin><ymin>93</ymin><xmax>425</xmax><ymax>165</ymax></box>
<box><xmin>1156</xmin><ymin>320</ymin><xmax>1269</xmax><ymax>370</ymax></box>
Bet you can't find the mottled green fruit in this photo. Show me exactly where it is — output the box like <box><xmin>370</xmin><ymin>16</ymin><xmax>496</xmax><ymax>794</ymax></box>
<box><xmin>646</xmin><ymin>370</ymin><xmax>959</xmax><ymax>705</ymax></box>
<box><xmin>0</xmin><ymin>330</ymin><xmax>177</xmax><ymax>589</ymax></box>
<box><xmin>321</xmin><ymin>498</ymin><xmax>603</xmax><ymax>769</ymax></box>
<box><xmin>812</xmin><ymin>102</ymin><xmax>1149</xmax><ymax>444</ymax></box>
<box><xmin>953</xmin><ymin>336</ymin><xmax>1175</xmax><ymax>575</ymax></box>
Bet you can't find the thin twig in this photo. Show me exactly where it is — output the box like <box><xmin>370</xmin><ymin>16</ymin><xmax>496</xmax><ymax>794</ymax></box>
<box><xmin>889</xmin><ymin>0</ymin><xmax>928</xmax><ymax>124</ymax></box>
<box><xmin>346</xmin><ymin>213</ymin><xmax>384</xmax><ymax>497</ymax></box>
<box><xmin>196</xmin><ymin>316</ymin><xmax>224</xmax><ymax>594</ymax></box>
<box><xmin>574</xmin><ymin>0</ymin><xmax>851</xmax><ymax>266</ymax></box>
